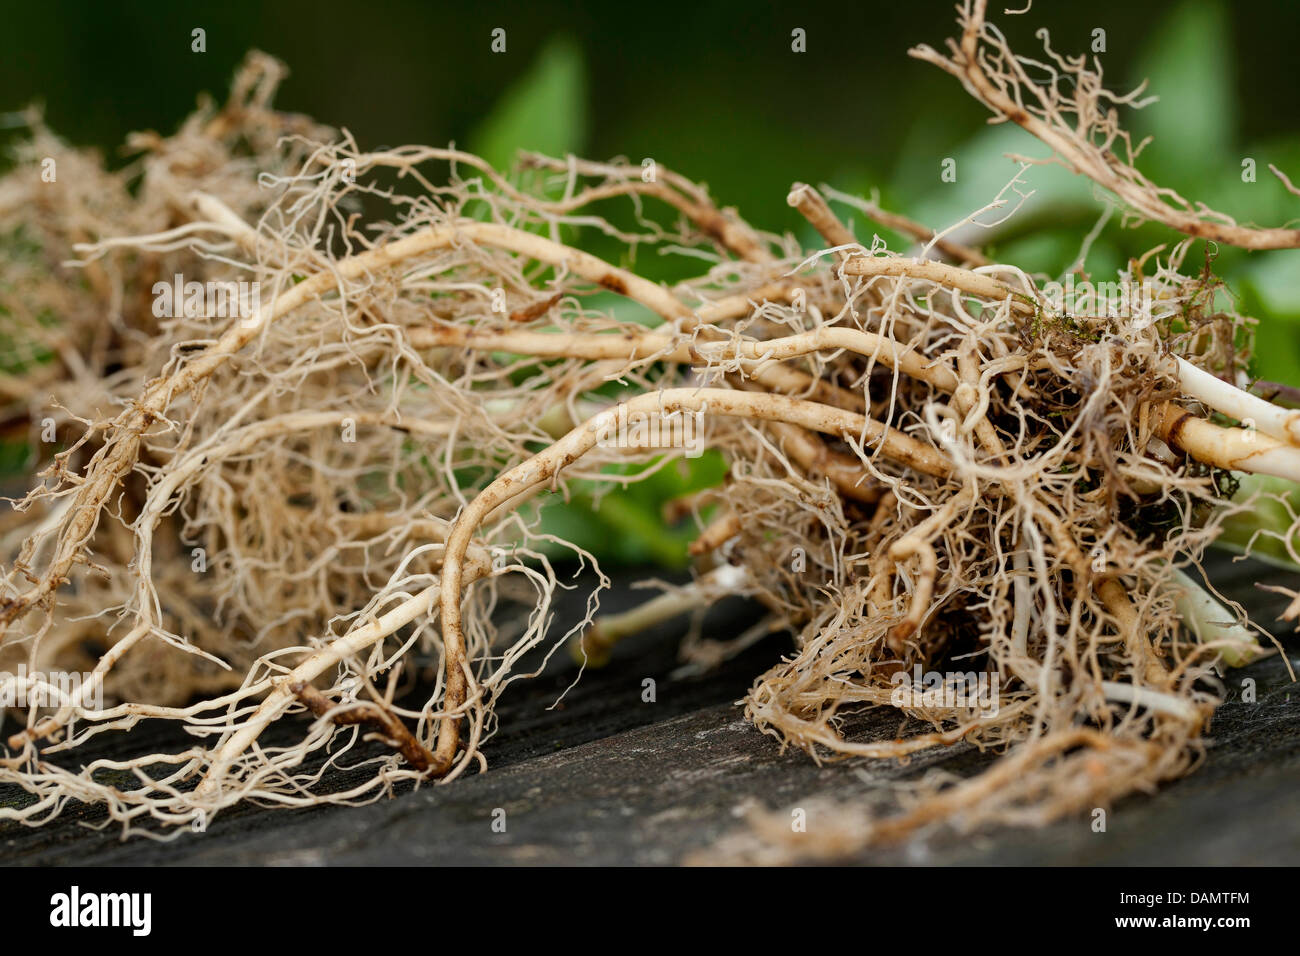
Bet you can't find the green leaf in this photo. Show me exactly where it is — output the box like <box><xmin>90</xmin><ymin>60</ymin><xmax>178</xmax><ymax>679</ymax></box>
<box><xmin>1216</xmin><ymin>473</ymin><xmax>1300</xmax><ymax>572</ymax></box>
<box><xmin>469</xmin><ymin>36</ymin><xmax>587</xmax><ymax>173</ymax></box>
<box><xmin>533</xmin><ymin>452</ymin><xmax>729</xmax><ymax>568</ymax></box>
<box><xmin>1243</xmin><ymin>256</ymin><xmax>1300</xmax><ymax>319</ymax></box>
<box><xmin>1250</xmin><ymin>317</ymin><xmax>1300</xmax><ymax>387</ymax></box>
<box><xmin>1130</xmin><ymin>1</ymin><xmax>1233</xmax><ymax>184</ymax></box>
<box><xmin>1237</xmin><ymin>270</ymin><xmax>1300</xmax><ymax>387</ymax></box>
<box><xmin>891</xmin><ymin>123</ymin><xmax>1099</xmax><ymax>276</ymax></box>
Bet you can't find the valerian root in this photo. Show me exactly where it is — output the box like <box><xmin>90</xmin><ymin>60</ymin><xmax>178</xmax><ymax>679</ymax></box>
<box><xmin>0</xmin><ymin>27</ymin><xmax>1294</xmax><ymax>854</ymax></box>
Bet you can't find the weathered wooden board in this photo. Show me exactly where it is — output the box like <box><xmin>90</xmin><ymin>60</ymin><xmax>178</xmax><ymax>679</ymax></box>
<box><xmin>2</xmin><ymin>552</ymin><xmax>1297</xmax><ymax>865</ymax></box>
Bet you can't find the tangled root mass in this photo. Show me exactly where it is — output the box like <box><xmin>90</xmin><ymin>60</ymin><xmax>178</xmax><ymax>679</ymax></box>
<box><xmin>0</xmin><ymin>9</ymin><xmax>1295</xmax><ymax>853</ymax></box>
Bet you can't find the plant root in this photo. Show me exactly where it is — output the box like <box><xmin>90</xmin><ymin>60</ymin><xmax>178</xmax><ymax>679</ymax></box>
<box><xmin>0</xmin><ymin>39</ymin><xmax>1292</xmax><ymax>855</ymax></box>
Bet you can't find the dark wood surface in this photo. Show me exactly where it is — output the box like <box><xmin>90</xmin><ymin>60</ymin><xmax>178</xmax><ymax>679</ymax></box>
<box><xmin>2</xmin><ymin>552</ymin><xmax>1297</xmax><ymax>866</ymax></box>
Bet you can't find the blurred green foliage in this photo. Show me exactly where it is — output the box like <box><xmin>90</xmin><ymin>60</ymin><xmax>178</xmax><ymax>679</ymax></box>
<box><xmin>468</xmin><ymin>36</ymin><xmax>587</xmax><ymax>172</ymax></box>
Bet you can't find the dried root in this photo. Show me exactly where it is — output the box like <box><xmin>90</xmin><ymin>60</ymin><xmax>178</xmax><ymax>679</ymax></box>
<box><xmin>911</xmin><ymin>0</ymin><xmax>1300</xmax><ymax>249</ymax></box>
<box><xmin>0</xmin><ymin>16</ymin><xmax>1294</xmax><ymax>857</ymax></box>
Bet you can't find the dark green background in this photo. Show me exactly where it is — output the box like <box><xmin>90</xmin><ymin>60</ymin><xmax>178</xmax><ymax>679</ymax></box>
<box><xmin>2</xmin><ymin>1</ymin><xmax>1298</xmax><ymax>214</ymax></box>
